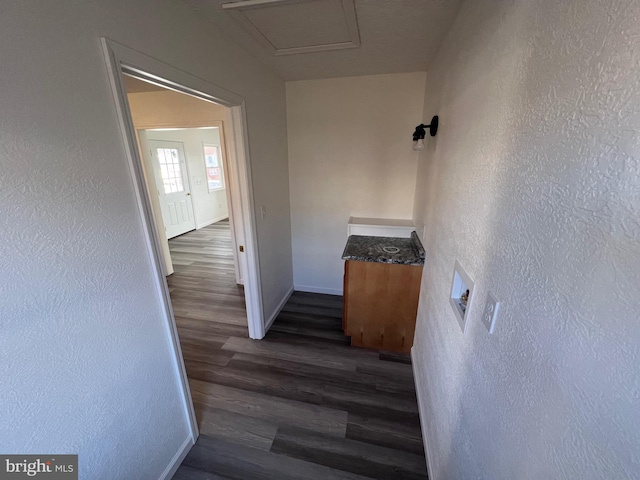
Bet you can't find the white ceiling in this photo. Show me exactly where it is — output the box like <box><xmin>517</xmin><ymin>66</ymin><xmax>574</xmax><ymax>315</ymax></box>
<box><xmin>183</xmin><ymin>0</ymin><xmax>464</xmax><ymax>81</ymax></box>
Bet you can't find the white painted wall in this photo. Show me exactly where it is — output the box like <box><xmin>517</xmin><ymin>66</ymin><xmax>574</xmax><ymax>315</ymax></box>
<box><xmin>411</xmin><ymin>0</ymin><xmax>640</xmax><ymax>479</ymax></box>
<box><xmin>287</xmin><ymin>73</ymin><xmax>426</xmax><ymax>294</ymax></box>
<box><xmin>127</xmin><ymin>89</ymin><xmax>228</xmax><ymax>126</ymax></box>
<box><xmin>0</xmin><ymin>1</ymin><xmax>291</xmax><ymax>478</ymax></box>
<box><xmin>144</xmin><ymin>128</ymin><xmax>229</xmax><ymax>230</ymax></box>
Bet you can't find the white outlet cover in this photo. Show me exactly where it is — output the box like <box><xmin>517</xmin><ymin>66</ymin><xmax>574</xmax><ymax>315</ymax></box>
<box><xmin>482</xmin><ymin>292</ymin><xmax>500</xmax><ymax>334</ymax></box>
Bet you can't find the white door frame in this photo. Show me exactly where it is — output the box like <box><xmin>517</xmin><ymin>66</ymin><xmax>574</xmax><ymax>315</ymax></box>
<box><xmin>101</xmin><ymin>38</ymin><xmax>267</xmax><ymax>444</ymax></box>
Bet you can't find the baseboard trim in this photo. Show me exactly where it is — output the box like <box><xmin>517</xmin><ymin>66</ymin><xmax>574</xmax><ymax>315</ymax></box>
<box><xmin>264</xmin><ymin>286</ymin><xmax>294</xmax><ymax>333</ymax></box>
<box><xmin>158</xmin><ymin>435</ymin><xmax>194</xmax><ymax>480</ymax></box>
<box><xmin>196</xmin><ymin>215</ymin><xmax>229</xmax><ymax>230</ymax></box>
<box><xmin>294</xmin><ymin>284</ymin><xmax>343</xmax><ymax>296</ymax></box>
<box><xmin>411</xmin><ymin>346</ymin><xmax>435</xmax><ymax>480</ymax></box>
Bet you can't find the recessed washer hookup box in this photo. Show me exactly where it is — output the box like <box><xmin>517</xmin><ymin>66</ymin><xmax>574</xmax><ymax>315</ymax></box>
<box><xmin>0</xmin><ymin>455</ymin><xmax>77</xmax><ymax>480</ymax></box>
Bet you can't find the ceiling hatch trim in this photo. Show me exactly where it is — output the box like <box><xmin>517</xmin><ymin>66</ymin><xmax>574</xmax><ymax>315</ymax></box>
<box><xmin>221</xmin><ymin>0</ymin><xmax>360</xmax><ymax>56</ymax></box>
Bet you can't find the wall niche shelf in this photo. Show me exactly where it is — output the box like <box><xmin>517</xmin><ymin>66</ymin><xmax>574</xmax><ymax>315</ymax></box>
<box><xmin>347</xmin><ymin>217</ymin><xmax>415</xmax><ymax>238</ymax></box>
<box><xmin>449</xmin><ymin>260</ymin><xmax>475</xmax><ymax>333</ymax></box>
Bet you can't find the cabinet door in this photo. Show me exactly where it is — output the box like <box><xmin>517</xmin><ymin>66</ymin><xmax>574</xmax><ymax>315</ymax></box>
<box><xmin>344</xmin><ymin>261</ymin><xmax>422</xmax><ymax>353</ymax></box>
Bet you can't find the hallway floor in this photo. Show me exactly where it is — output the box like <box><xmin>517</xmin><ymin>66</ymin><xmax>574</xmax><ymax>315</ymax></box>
<box><xmin>169</xmin><ymin>221</ymin><xmax>427</xmax><ymax>480</ymax></box>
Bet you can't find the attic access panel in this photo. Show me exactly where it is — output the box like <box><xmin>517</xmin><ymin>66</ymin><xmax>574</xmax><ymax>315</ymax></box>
<box><xmin>222</xmin><ymin>0</ymin><xmax>360</xmax><ymax>56</ymax></box>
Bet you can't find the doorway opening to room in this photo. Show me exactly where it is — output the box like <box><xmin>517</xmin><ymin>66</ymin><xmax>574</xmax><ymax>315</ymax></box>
<box><xmin>103</xmin><ymin>39</ymin><xmax>266</xmax><ymax>446</ymax></box>
<box><xmin>122</xmin><ymin>73</ymin><xmax>248</xmax><ymax>331</ymax></box>
<box><xmin>122</xmin><ymin>74</ymin><xmax>245</xmax><ymax>274</ymax></box>
<box><xmin>121</xmin><ymin>73</ymin><xmax>259</xmax><ymax>367</ymax></box>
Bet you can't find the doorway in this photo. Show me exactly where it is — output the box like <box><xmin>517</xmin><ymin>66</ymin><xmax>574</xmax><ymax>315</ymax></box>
<box><xmin>102</xmin><ymin>39</ymin><xmax>267</xmax><ymax>457</ymax></box>
<box><xmin>122</xmin><ymin>81</ymin><xmax>252</xmax><ymax>331</ymax></box>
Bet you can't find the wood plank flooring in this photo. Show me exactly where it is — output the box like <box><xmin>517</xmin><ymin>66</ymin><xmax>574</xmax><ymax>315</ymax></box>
<box><xmin>168</xmin><ymin>221</ymin><xmax>427</xmax><ymax>480</ymax></box>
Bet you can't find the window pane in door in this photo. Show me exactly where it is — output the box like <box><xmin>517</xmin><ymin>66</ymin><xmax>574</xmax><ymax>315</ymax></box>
<box><xmin>157</xmin><ymin>147</ymin><xmax>185</xmax><ymax>194</ymax></box>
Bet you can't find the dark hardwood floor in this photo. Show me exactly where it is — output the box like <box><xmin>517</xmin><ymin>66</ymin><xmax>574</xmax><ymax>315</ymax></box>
<box><xmin>168</xmin><ymin>220</ymin><xmax>427</xmax><ymax>480</ymax></box>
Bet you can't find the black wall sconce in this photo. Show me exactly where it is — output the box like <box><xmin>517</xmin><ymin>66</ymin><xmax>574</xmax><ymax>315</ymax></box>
<box><xmin>412</xmin><ymin>115</ymin><xmax>439</xmax><ymax>150</ymax></box>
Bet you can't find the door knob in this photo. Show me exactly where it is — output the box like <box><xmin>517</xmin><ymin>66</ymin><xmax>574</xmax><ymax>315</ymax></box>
<box><xmin>186</xmin><ymin>192</ymin><xmax>191</xmax><ymax>196</ymax></box>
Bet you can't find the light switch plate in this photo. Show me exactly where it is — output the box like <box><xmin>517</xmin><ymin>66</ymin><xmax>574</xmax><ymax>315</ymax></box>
<box><xmin>482</xmin><ymin>292</ymin><xmax>500</xmax><ymax>334</ymax></box>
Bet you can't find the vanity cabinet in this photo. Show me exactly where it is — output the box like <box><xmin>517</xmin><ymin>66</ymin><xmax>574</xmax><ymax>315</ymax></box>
<box><xmin>343</xmin><ymin>260</ymin><xmax>422</xmax><ymax>353</ymax></box>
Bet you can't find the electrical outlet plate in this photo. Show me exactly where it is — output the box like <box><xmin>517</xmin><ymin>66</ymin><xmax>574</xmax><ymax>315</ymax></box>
<box><xmin>482</xmin><ymin>292</ymin><xmax>500</xmax><ymax>334</ymax></box>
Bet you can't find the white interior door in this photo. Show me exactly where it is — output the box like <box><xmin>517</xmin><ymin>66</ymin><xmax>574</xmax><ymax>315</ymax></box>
<box><xmin>149</xmin><ymin>140</ymin><xmax>196</xmax><ymax>239</ymax></box>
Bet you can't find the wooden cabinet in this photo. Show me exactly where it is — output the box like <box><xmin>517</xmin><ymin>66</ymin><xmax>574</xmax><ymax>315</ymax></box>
<box><xmin>342</xmin><ymin>260</ymin><xmax>422</xmax><ymax>353</ymax></box>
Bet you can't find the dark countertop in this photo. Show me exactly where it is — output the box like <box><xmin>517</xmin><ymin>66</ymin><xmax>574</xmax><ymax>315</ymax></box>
<box><xmin>341</xmin><ymin>231</ymin><xmax>425</xmax><ymax>266</ymax></box>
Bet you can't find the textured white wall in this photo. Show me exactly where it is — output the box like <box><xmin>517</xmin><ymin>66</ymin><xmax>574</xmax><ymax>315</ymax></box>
<box><xmin>0</xmin><ymin>1</ymin><xmax>290</xmax><ymax>478</ymax></box>
<box><xmin>144</xmin><ymin>128</ymin><xmax>229</xmax><ymax>229</ymax></box>
<box><xmin>412</xmin><ymin>0</ymin><xmax>640</xmax><ymax>479</ymax></box>
<box><xmin>287</xmin><ymin>73</ymin><xmax>426</xmax><ymax>294</ymax></box>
